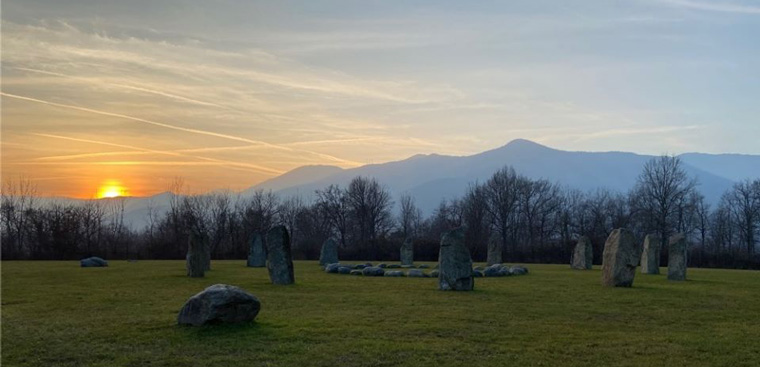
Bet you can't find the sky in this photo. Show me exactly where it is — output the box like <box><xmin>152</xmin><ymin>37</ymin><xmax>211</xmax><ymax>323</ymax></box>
<box><xmin>2</xmin><ymin>0</ymin><xmax>759</xmax><ymax>198</ymax></box>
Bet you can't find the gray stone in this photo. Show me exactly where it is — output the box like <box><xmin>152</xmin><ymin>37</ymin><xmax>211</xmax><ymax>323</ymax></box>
<box><xmin>386</xmin><ymin>264</ymin><xmax>401</xmax><ymax>269</ymax></box>
<box><xmin>265</xmin><ymin>225</ymin><xmax>295</xmax><ymax>285</ymax></box>
<box><xmin>400</xmin><ymin>265</ymin><xmax>415</xmax><ymax>269</ymax></box>
<box><xmin>430</xmin><ymin>269</ymin><xmax>439</xmax><ymax>277</ymax></box>
<box><xmin>384</xmin><ymin>270</ymin><xmax>405</xmax><ymax>277</ymax></box>
<box><xmin>400</xmin><ymin>237</ymin><xmax>414</xmax><ymax>266</ymax></box>
<box><xmin>407</xmin><ymin>269</ymin><xmax>428</xmax><ymax>277</ymax></box>
<box><xmin>483</xmin><ymin>264</ymin><xmax>506</xmax><ymax>277</ymax></box>
<box><xmin>364</xmin><ymin>262</ymin><xmax>373</xmax><ymax>267</ymax></box>
<box><xmin>668</xmin><ymin>233</ymin><xmax>687</xmax><ymax>281</ymax></box>
<box><xmin>354</xmin><ymin>264</ymin><xmax>367</xmax><ymax>270</ymax></box>
<box><xmin>177</xmin><ymin>284</ymin><xmax>260</xmax><ymax>326</ymax></box>
<box><xmin>472</xmin><ymin>270</ymin><xmax>484</xmax><ymax>277</ymax></box>
<box><xmin>601</xmin><ymin>228</ymin><xmax>641</xmax><ymax>287</ymax></box>
<box><xmin>438</xmin><ymin>227</ymin><xmax>474</xmax><ymax>291</ymax></box>
<box><xmin>80</xmin><ymin>256</ymin><xmax>108</xmax><ymax>267</ymax></box>
<box><xmin>349</xmin><ymin>270</ymin><xmax>363</xmax><ymax>276</ymax></box>
<box><xmin>571</xmin><ymin>236</ymin><xmax>593</xmax><ymax>270</ymax></box>
<box><xmin>318</xmin><ymin>238</ymin><xmax>339</xmax><ymax>266</ymax></box>
<box><xmin>378</xmin><ymin>263</ymin><xmax>388</xmax><ymax>268</ymax></box>
<box><xmin>487</xmin><ymin>232</ymin><xmax>502</xmax><ymax>266</ymax></box>
<box><xmin>362</xmin><ymin>267</ymin><xmax>385</xmax><ymax>276</ymax></box>
<box><xmin>247</xmin><ymin>233</ymin><xmax>266</xmax><ymax>267</ymax></box>
<box><xmin>338</xmin><ymin>266</ymin><xmax>352</xmax><ymax>274</ymax></box>
<box><xmin>640</xmin><ymin>234</ymin><xmax>661</xmax><ymax>275</ymax></box>
<box><xmin>509</xmin><ymin>265</ymin><xmax>529</xmax><ymax>276</ymax></box>
<box><xmin>186</xmin><ymin>230</ymin><xmax>207</xmax><ymax>278</ymax></box>
<box><xmin>325</xmin><ymin>263</ymin><xmax>341</xmax><ymax>273</ymax></box>
<box><xmin>418</xmin><ymin>264</ymin><xmax>430</xmax><ymax>269</ymax></box>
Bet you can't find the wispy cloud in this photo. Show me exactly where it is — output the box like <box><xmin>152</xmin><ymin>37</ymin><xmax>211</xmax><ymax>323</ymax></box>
<box><xmin>658</xmin><ymin>0</ymin><xmax>760</xmax><ymax>14</ymax></box>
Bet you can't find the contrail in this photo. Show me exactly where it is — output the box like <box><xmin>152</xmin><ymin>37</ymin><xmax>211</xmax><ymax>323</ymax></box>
<box><xmin>1</xmin><ymin>92</ymin><xmax>361</xmax><ymax>166</ymax></box>
<box><xmin>32</xmin><ymin>133</ymin><xmax>284</xmax><ymax>175</ymax></box>
<box><xmin>13</xmin><ymin>67</ymin><xmax>227</xmax><ymax>109</ymax></box>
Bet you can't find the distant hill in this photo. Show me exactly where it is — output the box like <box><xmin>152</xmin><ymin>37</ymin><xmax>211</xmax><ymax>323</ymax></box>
<box><xmin>250</xmin><ymin>139</ymin><xmax>756</xmax><ymax>216</ymax></box>
<box><xmin>47</xmin><ymin>139</ymin><xmax>758</xmax><ymax>230</ymax></box>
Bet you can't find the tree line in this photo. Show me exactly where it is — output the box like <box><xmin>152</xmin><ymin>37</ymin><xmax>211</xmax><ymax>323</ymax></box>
<box><xmin>2</xmin><ymin>156</ymin><xmax>759</xmax><ymax>269</ymax></box>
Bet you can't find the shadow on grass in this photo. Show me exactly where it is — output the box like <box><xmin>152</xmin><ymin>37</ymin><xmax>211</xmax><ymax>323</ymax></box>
<box><xmin>178</xmin><ymin>321</ymin><xmax>278</xmax><ymax>340</ymax></box>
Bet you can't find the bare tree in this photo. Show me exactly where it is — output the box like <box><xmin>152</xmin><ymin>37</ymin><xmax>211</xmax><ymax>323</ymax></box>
<box><xmin>345</xmin><ymin>176</ymin><xmax>394</xmax><ymax>247</ymax></box>
<box><xmin>633</xmin><ymin>155</ymin><xmax>697</xmax><ymax>249</ymax></box>
<box><xmin>723</xmin><ymin>179</ymin><xmax>760</xmax><ymax>256</ymax></box>
<box><xmin>398</xmin><ymin>193</ymin><xmax>422</xmax><ymax>239</ymax></box>
<box><xmin>1</xmin><ymin>177</ymin><xmax>37</xmax><ymax>259</ymax></box>
<box><xmin>315</xmin><ymin>185</ymin><xmax>349</xmax><ymax>248</ymax></box>
<box><xmin>484</xmin><ymin>167</ymin><xmax>523</xmax><ymax>257</ymax></box>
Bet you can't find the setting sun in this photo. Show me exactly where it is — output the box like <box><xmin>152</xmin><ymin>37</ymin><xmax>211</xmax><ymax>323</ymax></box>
<box><xmin>96</xmin><ymin>180</ymin><xmax>128</xmax><ymax>198</ymax></box>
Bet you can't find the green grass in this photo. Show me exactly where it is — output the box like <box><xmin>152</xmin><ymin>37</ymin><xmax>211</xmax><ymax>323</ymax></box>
<box><xmin>2</xmin><ymin>260</ymin><xmax>759</xmax><ymax>367</ymax></box>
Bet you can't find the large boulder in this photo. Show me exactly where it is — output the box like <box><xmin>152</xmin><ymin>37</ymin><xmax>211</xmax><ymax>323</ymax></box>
<box><xmin>319</xmin><ymin>238</ymin><xmax>339</xmax><ymax>266</ymax></box>
<box><xmin>177</xmin><ymin>284</ymin><xmax>260</xmax><ymax>326</ymax></box>
<box><xmin>438</xmin><ymin>227</ymin><xmax>474</xmax><ymax>291</ymax></box>
<box><xmin>486</xmin><ymin>232</ymin><xmax>502</xmax><ymax>266</ymax></box>
<box><xmin>601</xmin><ymin>228</ymin><xmax>641</xmax><ymax>287</ymax></box>
<box><xmin>80</xmin><ymin>257</ymin><xmax>108</xmax><ymax>267</ymax></box>
<box><xmin>247</xmin><ymin>233</ymin><xmax>266</xmax><ymax>268</ymax></box>
<box><xmin>668</xmin><ymin>233</ymin><xmax>687</xmax><ymax>281</ymax></box>
<box><xmin>483</xmin><ymin>264</ymin><xmax>508</xmax><ymax>277</ymax></box>
<box><xmin>338</xmin><ymin>266</ymin><xmax>352</xmax><ymax>274</ymax></box>
<box><xmin>509</xmin><ymin>265</ymin><xmax>529</xmax><ymax>276</ymax></box>
<box><xmin>640</xmin><ymin>234</ymin><xmax>661</xmax><ymax>274</ymax></box>
<box><xmin>186</xmin><ymin>230</ymin><xmax>207</xmax><ymax>278</ymax></box>
<box><xmin>571</xmin><ymin>236</ymin><xmax>593</xmax><ymax>270</ymax></box>
<box><xmin>266</xmin><ymin>226</ymin><xmax>295</xmax><ymax>285</ymax></box>
<box><xmin>362</xmin><ymin>267</ymin><xmax>385</xmax><ymax>276</ymax></box>
<box><xmin>400</xmin><ymin>237</ymin><xmax>414</xmax><ymax>266</ymax></box>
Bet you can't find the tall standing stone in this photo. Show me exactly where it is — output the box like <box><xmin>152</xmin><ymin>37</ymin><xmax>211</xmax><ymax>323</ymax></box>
<box><xmin>438</xmin><ymin>227</ymin><xmax>474</xmax><ymax>291</ymax></box>
<box><xmin>319</xmin><ymin>237</ymin><xmax>339</xmax><ymax>266</ymax></box>
<box><xmin>667</xmin><ymin>233</ymin><xmax>687</xmax><ymax>281</ymax></box>
<box><xmin>266</xmin><ymin>225</ymin><xmax>295</xmax><ymax>285</ymax></box>
<box><xmin>486</xmin><ymin>232</ymin><xmax>502</xmax><ymax>266</ymax></box>
<box><xmin>400</xmin><ymin>237</ymin><xmax>414</xmax><ymax>266</ymax></box>
<box><xmin>640</xmin><ymin>234</ymin><xmax>661</xmax><ymax>274</ymax></box>
<box><xmin>247</xmin><ymin>233</ymin><xmax>266</xmax><ymax>267</ymax></box>
<box><xmin>571</xmin><ymin>236</ymin><xmax>593</xmax><ymax>270</ymax></box>
<box><xmin>601</xmin><ymin>228</ymin><xmax>641</xmax><ymax>287</ymax></box>
<box><xmin>186</xmin><ymin>230</ymin><xmax>207</xmax><ymax>278</ymax></box>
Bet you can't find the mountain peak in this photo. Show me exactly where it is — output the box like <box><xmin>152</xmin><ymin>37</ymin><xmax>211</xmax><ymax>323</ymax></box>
<box><xmin>503</xmin><ymin>139</ymin><xmax>548</xmax><ymax>150</ymax></box>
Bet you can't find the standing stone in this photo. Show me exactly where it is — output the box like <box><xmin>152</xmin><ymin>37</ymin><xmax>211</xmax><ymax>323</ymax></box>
<box><xmin>319</xmin><ymin>238</ymin><xmax>339</xmax><ymax>266</ymax></box>
<box><xmin>247</xmin><ymin>233</ymin><xmax>266</xmax><ymax>267</ymax></box>
<box><xmin>186</xmin><ymin>230</ymin><xmax>206</xmax><ymax>278</ymax></box>
<box><xmin>640</xmin><ymin>234</ymin><xmax>661</xmax><ymax>274</ymax></box>
<box><xmin>601</xmin><ymin>228</ymin><xmax>641</xmax><ymax>287</ymax></box>
<box><xmin>571</xmin><ymin>236</ymin><xmax>593</xmax><ymax>270</ymax></box>
<box><xmin>438</xmin><ymin>227</ymin><xmax>474</xmax><ymax>291</ymax></box>
<box><xmin>400</xmin><ymin>237</ymin><xmax>414</xmax><ymax>266</ymax></box>
<box><xmin>668</xmin><ymin>233</ymin><xmax>687</xmax><ymax>281</ymax></box>
<box><xmin>266</xmin><ymin>225</ymin><xmax>295</xmax><ymax>285</ymax></box>
<box><xmin>486</xmin><ymin>232</ymin><xmax>502</xmax><ymax>266</ymax></box>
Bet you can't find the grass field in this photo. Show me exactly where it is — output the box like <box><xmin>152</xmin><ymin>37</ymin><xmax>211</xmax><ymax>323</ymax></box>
<box><xmin>2</xmin><ymin>260</ymin><xmax>759</xmax><ymax>367</ymax></box>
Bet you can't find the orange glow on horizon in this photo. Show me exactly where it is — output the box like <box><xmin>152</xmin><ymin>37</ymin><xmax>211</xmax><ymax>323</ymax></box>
<box><xmin>96</xmin><ymin>180</ymin><xmax>128</xmax><ymax>198</ymax></box>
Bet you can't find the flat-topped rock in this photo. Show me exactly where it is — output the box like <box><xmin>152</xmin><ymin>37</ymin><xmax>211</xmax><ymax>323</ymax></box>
<box><xmin>266</xmin><ymin>226</ymin><xmax>295</xmax><ymax>285</ymax></box>
<box><xmin>438</xmin><ymin>227</ymin><xmax>474</xmax><ymax>291</ymax></box>
<box><xmin>319</xmin><ymin>238</ymin><xmax>339</xmax><ymax>266</ymax></box>
<box><xmin>247</xmin><ymin>233</ymin><xmax>266</xmax><ymax>267</ymax></box>
<box><xmin>571</xmin><ymin>236</ymin><xmax>593</xmax><ymax>270</ymax></box>
<box><xmin>668</xmin><ymin>233</ymin><xmax>687</xmax><ymax>281</ymax></box>
<box><xmin>80</xmin><ymin>257</ymin><xmax>108</xmax><ymax>267</ymax></box>
<box><xmin>640</xmin><ymin>234</ymin><xmax>661</xmax><ymax>274</ymax></box>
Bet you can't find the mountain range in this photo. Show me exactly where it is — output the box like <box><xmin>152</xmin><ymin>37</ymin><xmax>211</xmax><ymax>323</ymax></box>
<box><xmin>48</xmin><ymin>139</ymin><xmax>760</xmax><ymax>230</ymax></box>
